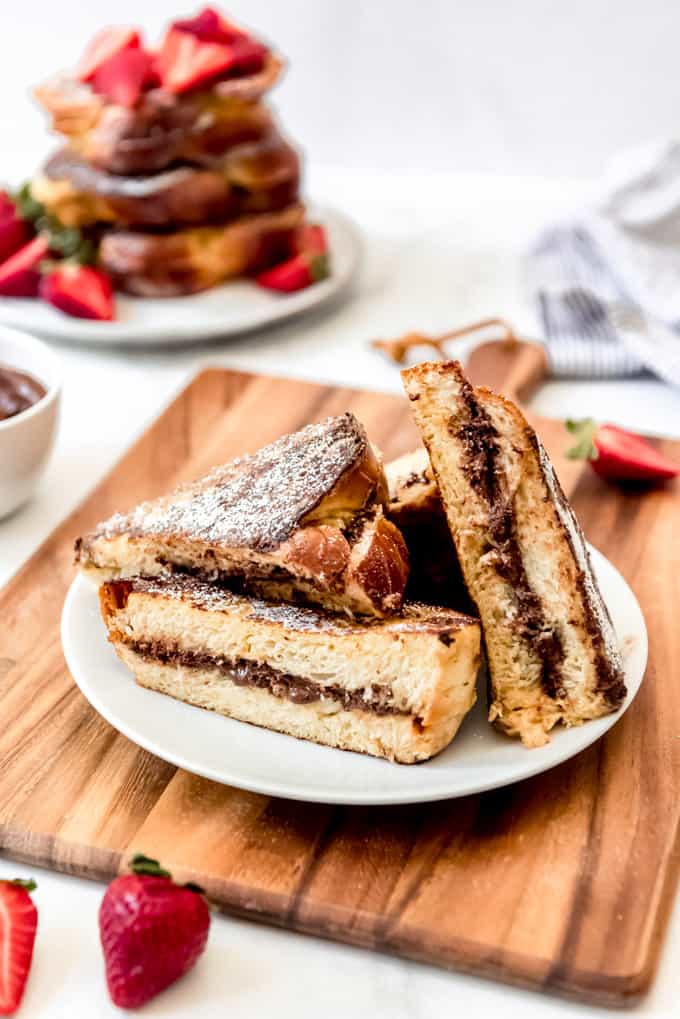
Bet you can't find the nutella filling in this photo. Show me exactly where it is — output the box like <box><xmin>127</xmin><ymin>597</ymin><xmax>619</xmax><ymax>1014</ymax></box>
<box><xmin>451</xmin><ymin>378</ymin><xmax>566</xmax><ymax>698</ymax></box>
<box><xmin>126</xmin><ymin>638</ymin><xmax>410</xmax><ymax>717</ymax></box>
<box><xmin>532</xmin><ymin>432</ymin><xmax>626</xmax><ymax>704</ymax></box>
<box><xmin>0</xmin><ymin>365</ymin><xmax>47</xmax><ymax>421</ymax></box>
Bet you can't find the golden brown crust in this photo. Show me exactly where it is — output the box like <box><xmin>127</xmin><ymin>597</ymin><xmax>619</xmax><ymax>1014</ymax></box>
<box><xmin>79</xmin><ymin>415</ymin><xmax>409</xmax><ymax>618</ymax></box>
<box><xmin>99</xmin><ymin>574</ymin><xmax>481</xmax><ymax>763</ymax></box>
<box><xmin>98</xmin><ymin>203</ymin><xmax>304</xmax><ymax>296</ymax></box>
<box><xmin>34</xmin><ymin>56</ymin><xmax>283</xmax><ymax>175</ymax></box>
<box><xmin>343</xmin><ymin>511</ymin><xmax>409</xmax><ymax>614</ymax></box>
<box><xmin>33</xmin><ymin>131</ymin><xmax>300</xmax><ymax>228</ymax></box>
<box><xmin>402</xmin><ymin>358</ymin><xmax>626</xmax><ymax>746</ymax></box>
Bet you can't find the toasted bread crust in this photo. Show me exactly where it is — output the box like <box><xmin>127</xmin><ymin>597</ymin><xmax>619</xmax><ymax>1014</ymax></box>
<box><xmin>78</xmin><ymin>414</ymin><xmax>410</xmax><ymax>617</ymax></box>
<box><xmin>33</xmin><ymin>131</ymin><xmax>300</xmax><ymax>228</ymax></box>
<box><xmin>97</xmin><ymin>203</ymin><xmax>304</xmax><ymax>296</ymax></box>
<box><xmin>100</xmin><ymin>575</ymin><xmax>480</xmax><ymax>763</ymax></box>
<box><xmin>402</xmin><ymin>359</ymin><xmax>626</xmax><ymax>746</ymax></box>
<box><xmin>34</xmin><ymin>56</ymin><xmax>284</xmax><ymax>174</ymax></box>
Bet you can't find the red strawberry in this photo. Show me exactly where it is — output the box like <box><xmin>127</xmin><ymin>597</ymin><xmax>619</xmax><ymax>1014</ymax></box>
<box><xmin>91</xmin><ymin>48</ymin><xmax>157</xmax><ymax>108</ymax></box>
<box><xmin>77</xmin><ymin>26</ymin><xmax>141</xmax><ymax>83</ymax></box>
<box><xmin>0</xmin><ymin>879</ymin><xmax>38</xmax><ymax>1016</ymax></box>
<box><xmin>173</xmin><ymin>7</ymin><xmax>244</xmax><ymax>44</ymax></box>
<box><xmin>99</xmin><ymin>855</ymin><xmax>210</xmax><ymax>1009</ymax></box>
<box><xmin>296</xmin><ymin>223</ymin><xmax>328</xmax><ymax>256</ymax></box>
<box><xmin>40</xmin><ymin>265</ymin><xmax>115</xmax><ymax>321</ymax></box>
<box><xmin>255</xmin><ymin>251</ymin><xmax>330</xmax><ymax>293</ymax></box>
<box><xmin>0</xmin><ymin>191</ymin><xmax>16</xmax><ymax>221</ymax></box>
<box><xmin>0</xmin><ymin>236</ymin><xmax>49</xmax><ymax>297</ymax></box>
<box><xmin>0</xmin><ymin>215</ymin><xmax>30</xmax><ymax>265</ymax></box>
<box><xmin>224</xmin><ymin>36</ymin><xmax>268</xmax><ymax>75</ymax></box>
<box><xmin>566</xmin><ymin>418</ymin><xmax>679</xmax><ymax>483</ymax></box>
<box><xmin>157</xmin><ymin>27</ymin><xmax>266</xmax><ymax>93</ymax></box>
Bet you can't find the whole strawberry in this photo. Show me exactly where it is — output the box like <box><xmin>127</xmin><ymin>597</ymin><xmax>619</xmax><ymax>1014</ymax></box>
<box><xmin>0</xmin><ymin>879</ymin><xmax>38</xmax><ymax>1016</ymax></box>
<box><xmin>566</xmin><ymin>418</ymin><xmax>678</xmax><ymax>483</ymax></box>
<box><xmin>99</xmin><ymin>854</ymin><xmax>210</xmax><ymax>1009</ymax></box>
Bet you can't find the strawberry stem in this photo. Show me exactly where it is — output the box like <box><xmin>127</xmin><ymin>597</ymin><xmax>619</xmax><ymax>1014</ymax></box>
<box><xmin>13</xmin><ymin>181</ymin><xmax>96</xmax><ymax>265</ymax></box>
<box><xmin>184</xmin><ymin>881</ymin><xmax>207</xmax><ymax>896</ymax></box>
<box><xmin>129</xmin><ymin>854</ymin><xmax>171</xmax><ymax>878</ymax></box>
<box><xmin>10</xmin><ymin>879</ymin><xmax>36</xmax><ymax>892</ymax></box>
<box><xmin>565</xmin><ymin>418</ymin><xmax>599</xmax><ymax>461</ymax></box>
<box><xmin>310</xmin><ymin>253</ymin><xmax>330</xmax><ymax>283</ymax></box>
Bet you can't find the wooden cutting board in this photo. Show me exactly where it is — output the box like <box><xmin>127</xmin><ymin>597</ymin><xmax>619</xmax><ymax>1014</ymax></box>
<box><xmin>1</xmin><ymin>346</ymin><xmax>679</xmax><ymax>1007</ymax></box>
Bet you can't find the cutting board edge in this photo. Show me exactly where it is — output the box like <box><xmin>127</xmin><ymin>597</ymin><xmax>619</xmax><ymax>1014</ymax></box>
<box><xmin>0</xmin><ymin>822</ymin><xmax>659</xmax><ymax>1008</ymax></box>
<box><xmin>0</xmin><ymin>362</ymin><xmax>676</xmax><ymax>1010</ymax></box>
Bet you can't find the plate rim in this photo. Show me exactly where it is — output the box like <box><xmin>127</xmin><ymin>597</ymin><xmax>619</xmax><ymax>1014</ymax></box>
<box><xmin>60</xmin><ymin>546</ymin><xmax>648</xmax><ymax>806</ymax></box>
<box><xmin>0</xmin><ymin>204</ymin><xmax>361</xmax><ymax>347</ymax></box>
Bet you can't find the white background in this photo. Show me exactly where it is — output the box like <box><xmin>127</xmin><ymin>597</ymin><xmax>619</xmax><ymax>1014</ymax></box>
<box><xmin>3</xmin><ymin>0</ymin><xmax>680</xmax><ymax>180</ymax></box>
<box><xmin>2</xmin><ymin>2</ymin><xmax>680</xmax><ymax>1018</ymax></box>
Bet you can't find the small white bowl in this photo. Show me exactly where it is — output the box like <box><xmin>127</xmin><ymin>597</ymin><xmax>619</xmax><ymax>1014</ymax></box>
<box><xmin>0</xmin><ymin>325</ymin><xmax>61</xmax><ymax>519</ymax></box>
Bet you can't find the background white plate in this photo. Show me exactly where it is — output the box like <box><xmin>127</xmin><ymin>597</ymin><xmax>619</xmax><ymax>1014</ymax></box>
<box><xmin>61</xmin><ymin>547</ymin><xmax>647</xmax><ymax>805</ymax></box>
<box><xmin>0</xmin><ymin>205</ymin><xmax>360</xmax><ymax>347</ymax></box>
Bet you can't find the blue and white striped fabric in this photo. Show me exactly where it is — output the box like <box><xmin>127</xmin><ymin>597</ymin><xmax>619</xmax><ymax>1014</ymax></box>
<box><xmin>528</xmin><ymin>140</ymin><xmax>680</xmax><ymax>388</ymax></box>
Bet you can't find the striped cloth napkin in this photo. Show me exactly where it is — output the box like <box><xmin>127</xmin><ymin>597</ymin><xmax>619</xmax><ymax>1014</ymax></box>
<box><xmin>528</xmin><ymin>140</ymin><xmax>680</xmax><ymax>387</ymax></box>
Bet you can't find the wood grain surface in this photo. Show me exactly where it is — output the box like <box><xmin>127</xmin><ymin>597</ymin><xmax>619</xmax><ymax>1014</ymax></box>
<box><xmin>1</xmin><ymin>349</ymin><xmax>678</xmax><ymax>1007</ymax></box>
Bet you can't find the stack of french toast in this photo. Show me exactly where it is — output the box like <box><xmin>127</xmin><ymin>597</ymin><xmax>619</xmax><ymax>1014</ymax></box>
<box><xmin>31</xmin><ymin>8</ymin><xmax>306</xmax><ymax>297</ymax></box>
<box><xmin>75</xmin><ymin>361</ymin><xmax>626</xmax><ymax>763</ymax></box>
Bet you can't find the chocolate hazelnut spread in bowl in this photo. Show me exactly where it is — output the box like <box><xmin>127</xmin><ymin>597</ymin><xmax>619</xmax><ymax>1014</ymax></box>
<box><xmin>0</xmin><ymin>326</ymin><xmax>61</xmax><ymax>518</ymax></box>
<box><xmin>0</xmin><ymin>365</ymin><xmax>47</xmax><ymax>422</ymax></box>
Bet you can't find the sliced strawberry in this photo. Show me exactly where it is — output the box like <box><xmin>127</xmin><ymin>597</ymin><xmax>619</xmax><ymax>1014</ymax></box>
<box><xmin>296</xmin><ymin>223</ymin><xmax>328</xmax><ymax>256</ymax></box>
<box><xmin>0</xmin><ymin>879</ymin><xmax>38</xmax><ymax>1016</ymax></box>
<box><xmin>0</xmin><ymin>215</ymin><xmax>30</xmax><ymax>265</ymax></box>
<box><xmin>0</xmin><ymin>236</ymin><xmax>49</xmax><ymax>297</ymax></box>
<box><xmin>0</xmin><ymin>191</ymin><xmax>16</xmax><ymax>221</ymax></box>
<box><xmin>566</xmin><ymin>419</ymin><xmax>679</xmax><ymax>483</ymax></box>
<box><xmin>91</xmin><ymin>48</ymin><xmax>157</xmax><ymax>108</ymax></box>
<box><xmin>76</xmin><ymin>26</ymin><xmax>141</xmax><ymax>83</ymax></box>
<box><xmin>144</xmin><ymin>52</ymin><xmax>162</xmax><ymax>90</ymax></box>
<box><xmin>40</xmin><ymin>265</ymin><xmax>115</xmax><ymax>321</ymax></box>
<box><xmin>229</xmin><ymin>36</ymin><xmax>268</xmax><ymax>75</ymax></box>
<box><xmin>99</xmin><ymin>855</ymin><xmax>210</xmax><ymax>1009</ymax></box>
<box><xmin>157</xmin><ymin>26</ymin><xmax>266</xmax><ymax>93</ymax></box>
<box><xmin>255</xmin><ymin>252</ymin><xmax>330</xmax><ymax>293</ymax></box>
<box><xmin>173</xmin><ymin>7</ymin><xmax>244</xmax><ymax>44</ymax></box>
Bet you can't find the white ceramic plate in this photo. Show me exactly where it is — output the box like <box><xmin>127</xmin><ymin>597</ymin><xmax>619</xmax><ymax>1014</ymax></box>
<box><xmin>0</xmin><ymin>206</ymin><xmax>359</xmax><ymax>347</ymax></box>
<box><xmin>61</xmin><ymin>547</ymin><xmax>647</xmax><ymax>805</ymax></box>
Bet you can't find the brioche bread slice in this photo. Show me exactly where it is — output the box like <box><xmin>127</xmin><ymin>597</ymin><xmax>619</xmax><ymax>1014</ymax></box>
<box><xmin>401</xmin><ymin>360</ymin><xmax>626</xmax><ymax>747</ymax></box>
<box><xmin>97</xmin><ymin>202</ymin><xmax>304</xmax><ymax>297</ymax></box>
<box><xmin>99</xmin><ymin>576</ymin><xmax>480</xmax><ymax>763</ymax></box>
<box><xmin>32</xmin><ymin>131</ymin><xmax>300</xmax><ymax>229</ymax></box>
<box><xmin>77</xmin><ymin>413</ymin><xmax>409</xmax><ymax>618</ymax></box>
<box><xmin>34</xmin><ymin>58</ymin><xmax>282</xmax><ymax>175</ymax></box>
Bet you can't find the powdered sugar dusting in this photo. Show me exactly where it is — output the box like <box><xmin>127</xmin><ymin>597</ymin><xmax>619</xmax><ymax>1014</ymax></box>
<box><xmin>130</xmin><ymin>575</ymin><xmax>474</xmax><ymax>637</ymax></box>
<box><xmin>92</xmin><ymin>414</ymin><xmax>367</xmax><ymax>553</ymax></box>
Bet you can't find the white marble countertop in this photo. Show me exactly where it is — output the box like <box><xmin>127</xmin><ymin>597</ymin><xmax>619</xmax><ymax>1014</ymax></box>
<box><xmin>1</xmin><ymin>169</ymin><xmax>679</xmax><ymax>1017</ymax></box>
